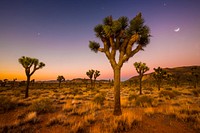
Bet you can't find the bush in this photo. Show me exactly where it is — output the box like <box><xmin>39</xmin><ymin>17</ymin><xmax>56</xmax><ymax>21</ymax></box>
<box><xmin>0</xmin><ymin>96</ymin><xmax>16</xmax><ymax>113</ymax></box>
<box><xmin>159</xmin><ymin>90</ymin><xmax>180</xmax><ymax>99</ymax></box>
<box><xmin>128</xmin><ymin>93</ymin><xmax>138</xmax><ymax>101</ymax></box>
<box><xmin>93</xmin><ymin>93</ymin><xmax>105</xmax><ymax>105</ymax></box>
<box><xmin>191</xmin><ymin>89</ymin><xmax>200</xmax><ymax>97</ymax></box>
<box><xmin>112</xmin><ymin>111</ymin><xmax>142</xmax><ymax>132</ymax></box>
<box><xmin>30</xmin><ymin>98</ymin><xmax>54</xmax><ymax>114</ymax></box>
<box><xmin>135</xmin><ymin>95</ymin><xmax>153</xmax><ymax>107</ymax></box>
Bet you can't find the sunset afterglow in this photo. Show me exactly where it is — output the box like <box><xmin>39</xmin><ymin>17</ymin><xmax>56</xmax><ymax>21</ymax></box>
<box><xmin>0</xmin><ymin>0</ymin><xmax>200</xmax><ymax>81</ymax></box>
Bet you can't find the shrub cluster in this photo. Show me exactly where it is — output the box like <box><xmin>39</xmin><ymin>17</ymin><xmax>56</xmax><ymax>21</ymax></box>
<box><xmin>159</xmin><ymin>90</ymin><xmax>180</xmax><ymax>99</ymax></box>
<box><xmin>135</xmin><ymin>95</ymin><xmax>153</xmax><ymax>107</ymax></box>
<box><xmin>0</xmin><ymin>96</ymin><xmax>16</xmax><ymax>113</ymax></box>
<box><xmin>29</xmin><ymin>98</ymin><xmax>54</xmax><ymax>114</ymax></box>
<box><xmin>93</xmin><ymin>93</ymin><xmax>105</xmax><ymax>105</ymax></box>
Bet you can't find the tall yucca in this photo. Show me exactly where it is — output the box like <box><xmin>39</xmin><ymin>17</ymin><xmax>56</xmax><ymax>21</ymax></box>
<box><xmin>19</xmin><ymin>56</ymin><xmax>45</xmax><ymax>98</ymax></box>
<box><xmin>89</xmin><ymin>13</ymin><xmax>151</xmax><ymax>115</ymax></box>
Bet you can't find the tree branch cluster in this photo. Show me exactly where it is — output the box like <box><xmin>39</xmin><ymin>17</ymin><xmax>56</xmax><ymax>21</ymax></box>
<box><xmin>89</xmin><ymin>13</ymin><xmax>150</xmax><ymax>68</ymax></box>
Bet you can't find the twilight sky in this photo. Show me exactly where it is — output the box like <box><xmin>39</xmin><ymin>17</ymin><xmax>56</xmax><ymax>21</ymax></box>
<box><xmin>0</xmin><ymin>0</ymin><xmax>200</xmax><ymax>81</ymax></box>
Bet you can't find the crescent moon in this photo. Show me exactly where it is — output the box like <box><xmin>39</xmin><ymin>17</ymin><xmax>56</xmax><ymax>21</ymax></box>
<box><xmin>174</xmin><ymin>28</ymin><xmax>180</xmax><ymax>32</ymax></box>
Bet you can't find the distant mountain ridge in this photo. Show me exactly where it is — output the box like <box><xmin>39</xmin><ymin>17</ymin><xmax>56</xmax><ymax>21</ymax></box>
<box><xmin>125</xmin><ymin>65</ymin><xmax>200</xmax><ymax>84</ymax></box>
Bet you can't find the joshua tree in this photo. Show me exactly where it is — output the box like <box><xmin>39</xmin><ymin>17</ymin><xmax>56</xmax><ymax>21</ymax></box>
<box><xmin>11</xmin><ymin>78</ymin><xmax>17</xmax><ymax>88</ymax></box>
<box><xmin>18</xmin><ymin>56</ymin><xmax>45</xmax><ymax>98</ymax></box>
<box><xmin>134</xmin><ymin>62</ymin><xmax>149</xmax><ymax>95</ymax></box>
<box><xmin>89</xmin><ymin>13</ymin><xmax>150</xmax><ymax>115</ymax></box>
<box><xmin>191</xmin><ymin>66</ymin><xmax>199</xmax><ymax>88</ymax></box>
<box><xmin>94</xmin><ymin>70</ymin><xmax>100</xmax><ymax>88</ymax></box>
<box><xmin>86</xmin><ymin>69</ymin><xmax>95</xmax><ymax>88</ymax></box>
<box><xmin>57</xmin><ymin>75</ymin><xmax>65</xmax><ymax>88</ymax></box>
<box><xmin>168</xmin><ymin>73</ymin><xmax>181</xmax><ymax>88</ymax></box>
<box><xmin>153</xmin><ymin>67</ymin><xmax>167</xmax><ymax>91</ymax></box>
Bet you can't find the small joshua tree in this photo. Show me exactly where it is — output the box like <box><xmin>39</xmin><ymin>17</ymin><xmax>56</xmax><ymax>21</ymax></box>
<box><xmin>11</xmin><ymin>78</ymin><xmax>17</xmax><ymax>88</ymax></box>
<box><xmin>191</xmin><ymin>66</ymin><xmax>199</xmax><ymax>89</ymax></box>
<box><xmin>168</xmin><ymin>73</ymin><xmax>181</xmax><ymax>88</ymax></box>
<box><xmin>153</xmin><ymin>67</ymin><xmax>167</xmax><ymax>91</ymax></box>
<box><xmin>94</xmin><ymin>70</ymin><xmax>100</xmax><ymax>88</ymax></box>
<box><xmin>86</xmin><ymin>69</ymin><xmax>95</xmax><ymax>88</ymax></box>
<box><xmin>57</xmin><ymin>75</ymin><xmax>65</xmax><ymax>88</ymax></box>
<box><xmin>134</xmin><ymin>62</ymin><xmax>149</xmax><ymax>95</ymax></box>
<box><xmin>18</xmin><ymin>56</ymin><xmax>45</xmax><ymax>98</ymax></box>
<box><xmin>89</xmin><ymin>13</ymin><xmax>150</xmax><ymax>115</ymax></box>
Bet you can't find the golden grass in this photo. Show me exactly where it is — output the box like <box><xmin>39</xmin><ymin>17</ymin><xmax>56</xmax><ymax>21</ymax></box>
<box><xmin>144</xmin><ymin>107</ymin><xmax>155</xmax><ymax>116</ymax></box>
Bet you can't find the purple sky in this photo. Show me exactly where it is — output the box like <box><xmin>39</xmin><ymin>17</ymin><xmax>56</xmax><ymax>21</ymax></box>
<box><xmin>0</xmin><ymin>0</ymin><xmax>200</xmax><ymax>81</ymax></box>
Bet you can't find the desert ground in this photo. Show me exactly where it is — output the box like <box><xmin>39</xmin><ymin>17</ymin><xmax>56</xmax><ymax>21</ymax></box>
<box><xmin>0</xmin><ymin>80</ymin><xmax>199</xmax><ymax>133</ymax></box>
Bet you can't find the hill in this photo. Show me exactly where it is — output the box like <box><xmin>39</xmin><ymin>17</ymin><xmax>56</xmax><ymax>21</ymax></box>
<box><xmin>125</xmin><ymin>65</ymin><xmax>200</xmax><ymax>86</ymax></box>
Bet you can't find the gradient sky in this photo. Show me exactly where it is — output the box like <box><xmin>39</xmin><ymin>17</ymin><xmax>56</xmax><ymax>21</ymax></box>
<box><xmin>0</xmin><ymin>0</ymin><xmax>200</xmax><ymax>81</ymax></box>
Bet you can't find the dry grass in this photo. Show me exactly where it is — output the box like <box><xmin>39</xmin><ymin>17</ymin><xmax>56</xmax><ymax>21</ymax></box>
<box><xmin>46</xmin><ymin>114</ymin><xmax>68</xmax><ymax>127</ymax></box>
<box><xmin>0</xmin><ymin>84</ymin><xmax>199</xmax><ymax>132</ymax></box>
<box><xmin>111</xmin><ymin>110</ymin><xmax>142</xmax><ymax>132</ymax></box>
<box><xmin>144</xmin><ymin>107</ymin><xmax>155</xmax><ymax>116</ymax></box>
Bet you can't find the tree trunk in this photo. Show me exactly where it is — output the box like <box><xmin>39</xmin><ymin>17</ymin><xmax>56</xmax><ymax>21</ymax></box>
<box><xmin>59</xmin><ymin>82</ymin><xmax>61</xmax><ymax>88</ymax></box>
<box><xmin>139</xmin><ymin>76</ymin><xmax>142</xmax><ymax>95</ymax></box>
<box><xmin>113</xmin><ymin>67</ymin><xmax>122</xmax><ymax>116</ymax></box>
<box><xmin>90</xmin><ymin>78</ymin><xmax>93</xmax><ymax>88</ymax></box>
<box><xmin>158</xmin><ymin>82</ymin><xmax>161</xmax><ymax>91</ymax></box>
<box><xmin>25</xmin><ymin>76</ymin><xmax>30</xmax><ymax>98</ymax></box>
<box><xmin>94</xmin><ymin>79</ymin><xmax>96</xmax><ymax>88</ymax></box>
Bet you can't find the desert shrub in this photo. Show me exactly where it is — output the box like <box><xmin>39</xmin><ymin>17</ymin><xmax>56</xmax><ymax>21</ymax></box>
<box><xmin>29</xmin><ymin>98</ymin><xmax>54</xmax><ymax>114</ymax></box>
<box><xmin>144</xmin><ymin>107</ymin><xmax>155</xmax><ymax>116</ymax></box>
<box><xmin>63</xmin><ymin>101</ymin><xmax>73</xmax><ymax>112</ymax></box>
<box><xmin>128</xmin><ymin>93</ymin><xmax>138</xmax><ymax>101</ymax></box>
<box><xmin>135</xmin><ymin>95</ymin><xmax>153</xmax><ymax>107</ymax></box>
<box><xmin>191</xmin><ymin>89</ymin><xmax>200</xmax><ymax>97</ymax></box>
<box><xmin>0</xmin><ymin>96</ymin><xmax>16</xmax><ymax>113</ymax></box>
<box><xmin>84</xmin><ymin>113</ymin><xmax>96</xmax><ymax>124</ymax></box>
<box><xmin>112</xmin><ymin>111</ymin><xmax>142</xmax><ymax>132</ymax></box>
<box><xmin>144</xmin><ymin>88</ymin><xmax>154</xmax><ymax>91</ymax></box>
<box><xmin>165</xmin><ymin>87</ymin><xmax>172</xmax><ymax>90</ymax></box>
<box><xmin>159</xmin><ymin>90</ymin><xmax>178</xmax><ymax>99</ymax></box>
<box><xmin>93</xmin><ymin>93</ymin><xmax>105</xmax><ymax>105</ymax></box>
<box><xmin>13</xmin><ymin>90</ymin><xmax>21</xmax><ymax>97</ymax></box>
<box><xmin>70</xmin><ymin>121</ymin><xmax>88</xmax><ymax>133</ymax></box>
<box><xmin>23</xmin><ymin>112</ymin><xmax>39</xmax><ymax>124</ymax></box>
<box><xmin>46</xmin><ymin>114</ymin><xmax>68</xmax><ymax>127</ymax></box>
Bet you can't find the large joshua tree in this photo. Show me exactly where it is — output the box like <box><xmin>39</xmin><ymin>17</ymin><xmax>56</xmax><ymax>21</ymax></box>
<box><xmin>57</xmin><ymin>75</ymin><xmax>65</xmax><ymax>88</ymax></box>
<box><xmin>89</xmin><ymin>13</ymin><xmax>150</xmax><ymax>115</ymax></box>
<box><xmin>86</xmin><ymin>69</ymin><xmax>95</xmax><ymax>88</ymax></box>
<box><xmin>94</xmin><ymin>70</ymin><xmax>100</xmax><ymax>88</ymax></box>
<box><xmin>134</xmin><ymin>62</ymin><xmax>149</xmax><ymax>95</ymax></box>
<box><xmin>18</xmin><ymin>56</ymin><xmax>45</xmax><ymax>98</ymax></box>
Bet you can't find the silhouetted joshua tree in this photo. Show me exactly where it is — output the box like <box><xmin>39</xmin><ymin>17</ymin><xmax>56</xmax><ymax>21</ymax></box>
<box><xmin>18</xmin><ymin>56</ymin><xmax>45</xmax><ymax>98</ymax></box>
<box><xmin>57</xmin><ymin>75</ymin><xmax>65</xmax><ymax>88</ymax></box>
<box><xmin>134</xmin><ymin>62</ymin><xmax>149</xmax><ymax>95</ymax></box>
<box><xmin>94</xmin><ymin>70</ymin><xmax>100</xmax><ymax>88</ymax></box>
<box><xmin>89</xmin><ymin>13</ymin><xmax>150</xmax><ymax>115</ymax></box>
<box><xmin>11</xmin><ymin>78</ymin><xmax>17</xmax><ymax>88</ymax></box>
<box><xmin>86</xmin><ymin>69</ymin><xmax>95</xmax><ymax>88</ymax></box>
<box><xmin>153</xmin><ymin>67</ymin><xmax>167</xmax><ymax>91</ymax></box>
